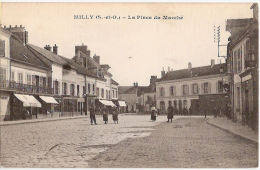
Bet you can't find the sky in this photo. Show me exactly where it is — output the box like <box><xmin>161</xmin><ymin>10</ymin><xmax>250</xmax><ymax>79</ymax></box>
<box><xmin>1</xmin><ymin>3</ymin><xmax>253</xmax><ymax>86</ymax></box>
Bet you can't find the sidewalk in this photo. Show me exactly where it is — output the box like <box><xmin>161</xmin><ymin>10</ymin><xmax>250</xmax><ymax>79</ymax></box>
<box><xmin>0</xmin><ymin>115</ymin><xmax>88</xmax><ymax>126</ymax></box>
<box><xmin>207</xmin><ymin>117</ymin><xmax>258</xmax><ymax>144</ymax></box>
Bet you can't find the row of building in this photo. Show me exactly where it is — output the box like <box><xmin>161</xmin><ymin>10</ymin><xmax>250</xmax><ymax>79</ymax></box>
<box><xmin>0</xmin><ymin>25</ymin><xmax>124</xmax><ymax>121</ymax></box>
<box><xmin>119</xmin><ymin>3</ymin><xmax>258</xmax><ymax>130</ymax></box>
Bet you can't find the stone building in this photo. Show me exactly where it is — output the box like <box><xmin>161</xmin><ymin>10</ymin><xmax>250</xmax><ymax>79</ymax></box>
<box><xmin>0</xmin><ymin>26</ymin><xmax>56</xmax><ymax>120</ymax></box>
<box><xmin>226</xmin><ymin>3</ymin><xmax>258</xmax><ymax>130</ymax></box>
<box><xmin>118</xmin><ymin>76</ymin><xmax>157</xmax><ymax>113</ymax></box>
<box><xmin>0</xmin><ymin>25</ymin><xmax>119</xmax><ymax>120</ymax></box>
<box><xmin>156</xmin><ymin>60</ymin><xmax>230</xmax><ymax>115</ymax></box>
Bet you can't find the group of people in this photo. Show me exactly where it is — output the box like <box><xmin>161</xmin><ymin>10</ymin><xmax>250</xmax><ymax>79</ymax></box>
<box><xmin>89</xmin><ymin>105</ymin><xmax>119</xmax><ymax>125</ymax></box>
<box><xmin>150</xmin><ymin>103</ymin><xmax>178</xmax><ymax>123</ymax></box>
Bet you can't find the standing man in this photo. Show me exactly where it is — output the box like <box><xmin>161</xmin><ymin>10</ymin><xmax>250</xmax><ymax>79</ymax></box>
<box><xmin>90</xmin><ymin>105</ymin><xmax>97</xmax><ymax>125</ymax></box>
<box><xmin>167</xmin><ymin>103</ymin><xmax>174</xmax><ymax>123</ymax></box>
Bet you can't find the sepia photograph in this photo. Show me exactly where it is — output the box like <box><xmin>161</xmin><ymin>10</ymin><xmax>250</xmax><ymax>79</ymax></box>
<box><xmin>0</xmin><ymin>1</ymin><xmax>258</xmax><ymax>168</ymax></box>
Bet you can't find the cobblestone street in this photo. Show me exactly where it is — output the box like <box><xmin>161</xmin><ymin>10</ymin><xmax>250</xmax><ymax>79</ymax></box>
<box><xmin>0</xmin><ymin>115</ymin><xmax>258</xmax><ymax>168</ymax></box>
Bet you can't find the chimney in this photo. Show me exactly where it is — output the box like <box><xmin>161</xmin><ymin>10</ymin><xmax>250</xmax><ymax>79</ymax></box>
<box><xmin>161</xmin><ymin>67</ymin><xmax>166</xmax><ymax>78</ymax></box>
<box><xmin>44</xmin><ymin>45</ymin><xmax>52</xmax><ymax>51</ymax></box>
<box><xmin>133</xmin><ymin>82</ymin><xmax>136</xmax><ymax>87</ymax></box>
<box><xmin>93</xmin><ymin>54</ymin><xmax>100</xmax><ymax>64</ymax></box>
<box><xmin>53</xmin><ymin>44</ymin><xmax>58</xmax><ymax>55</ymax></box>
<box><xmin>188</xmin><ymin>62</ymin><xmax>192</xmax><ymax>70</ymax></box>
<box><xmin>6</xmin><ymin>25</ymin><xmax>28</xmax><ymax>44</ymax></box>
<box><xmin>167</xmin><ymin>66</ymin><xmax>170</xmax><ymax>72</ymax></box>
<box><xmin>211</xmin><ymin>59</ymin><xmax>215</xmax><ymax>68</ymax></box>
<box><xmin>75</xmin><ymin>43</ymin><xmax>87</xmax><ymax>55</ymax></box>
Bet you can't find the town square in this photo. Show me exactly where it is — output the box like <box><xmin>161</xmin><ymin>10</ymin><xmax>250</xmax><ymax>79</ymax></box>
<box><xmin>0</xmin><ymin>2</ymin><xmax>258</xmax><ymax>168</ymax></box>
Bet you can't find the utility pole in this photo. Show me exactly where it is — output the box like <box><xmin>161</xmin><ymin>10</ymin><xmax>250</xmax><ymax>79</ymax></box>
<box><xmin>214</xmin><ymin>25</ymin><xmax>227</xmax><ymax>59</ymax></box>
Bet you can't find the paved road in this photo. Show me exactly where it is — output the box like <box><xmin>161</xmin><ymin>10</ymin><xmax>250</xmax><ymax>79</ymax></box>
<box><xmin>0</xmin><ymin>115</ymin><xmax>257</xmax><ymax>168</ymax></box>
<box><xmin>89</xmin><ymin>118</ymin><xmax>258</xmax><ymax>168</ymax></box>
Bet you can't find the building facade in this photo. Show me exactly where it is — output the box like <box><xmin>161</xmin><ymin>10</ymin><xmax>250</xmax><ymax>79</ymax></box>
<box><xmin>0</xmin><ymin>28</ymin><xmax>11</xmax><ymax>120</ymax></box>
<box><xmin>226</xmin><ymin>3</ymin><xmax>258</xmax><ymax>130</ymax></box>
<box><xmin>156</xmin><ymin>61</ymin><xmax>230</xmax><ymax>115</ymax></box>
<box><xmin>0</xmin><ymin>25</ymin><xmax>119</xmax><ymax>120</ymax></box>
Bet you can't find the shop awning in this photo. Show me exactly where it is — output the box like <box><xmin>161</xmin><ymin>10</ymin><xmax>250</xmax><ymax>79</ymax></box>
<box><xmin>14</xmin><ymin>94</ymin><xmax>42</xmax><ymax>107</ymax></box>
<box><xmin>118</xmin><ymin>101</ymin><xmax>127</xmax><ymax>107</ymax></box>
<box><xmin>99</xmin><ymin>99</ymin><xmax>116</xmax><ymax>107</ymax></box>
<box><xmin>39</xmin><ymin>96</ymin><xmax>59</xmax><ymax>104</ymax></box>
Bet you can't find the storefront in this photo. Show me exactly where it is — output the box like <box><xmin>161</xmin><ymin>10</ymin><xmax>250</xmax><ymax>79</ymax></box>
<box><xmin>38</xmin><ymin>95</ymin><xmax>59</xmax><ymax>116</ymax></box>
<box><xmin>11</xmin><ymin>93</ymin><xmax>42</xmax><ymax>120</ymax></box>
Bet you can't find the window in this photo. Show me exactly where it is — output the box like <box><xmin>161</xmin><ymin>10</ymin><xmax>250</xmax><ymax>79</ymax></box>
<box><xmin>0</xmin><ymin>67</ymin><xmax>7</xmax><ymax>83</ymax></box>
<box><xmin>96</xmin><ymin>87</ymin><xmax>100</xmax><ymax>97</ymax></box>
<box><xmin>77</xmin><ymin>85</ymin><xmax>80</xmax><ymax>96</ymax></box>
<box><xmin>115</xmin><ymin>90</ymin><xmax>118</xmax><ymax>98</ymax></box>
<box><xmin>26</xmin><ymin>74</ymin><xmax>31</xmax><ymax>85</ymax></box>
<box><xmin>39</xmin><ymin>77</ymin><xmax>43</xmax><ymax>87</ymax></box>
<box><xmin>70</xmin><ymin>84</ymin><xmax>75</xmax><ymax>96</ymax></box>
<box><xmin>203</xmin><ymin>82</ymin><xmax>209</xmax><ymax>94</ymax></box>
<box><xmin>63</xmin><ymin>82</ymin><xmax>67</xmax><ymax>95</ymax></box>
<box><xmin>160</xmin><ymin>87</ymin><xmax>165</xmax><ymax>97</ymax></box>
<box><xmin>88</xmin><ymin>83</ymin><xmax>90</xmax><ymax>94</ymax></box>
<box><xmin>0</xmin><ymin>40</ymin><xmax>5</xmax><ymax>57</ymax></box>
<box><xmin>237</xmin><ymin>48</ymin><xmax>241</xmax><ymax>72</ymax></box>
<box><xmin>170</xmin><ymin>86</ymin><xmax>175</xmax><ymax>96</ymax></box>
<box><xmin>236</xmin><ymin>87</ymin><xmax>240</xmax><ymax>111</ymax></box>
<box><xmin>192</xmin><ymin>84</ymin><xmax>198</xmax><ymax>94</ymax></box>
<box><xmin>42</xmin><ymin>77</ymin><xmax>46</xmax><ymax>87</ymax></box>
<box><xmin>11</xmin><ymin>71</ymin><xmax>15</xmax><ymax>82</ymax></box>
<box><xmin>233</xmin><ymin>51</ymin><xmax>237</xmax><ymax>73</ymax></box>
<box><xmin>108</xmin><ymin>90</ymin><xmax>110</xmax><ymax>99</ymax></box>
<box><xmin>183</xmin><ymin>85</ymin><xmax>189</xmax><ymax>95</ymax></box>
<box><xmin>54</xmin><ymin>81</ymin><xmax>59</xmax><ymax>95</ymax></box>
<box><xmin>217</xmin><ymin>81</ymin><xmax>223</xmax><ymax>93</ymax></box>
<box><xmin>92</xmin><ymin>84</ymin><xmax>95</xmax><ymax>94</ymax></box>
<box><xmin>83</xmin><ymin>86</ymin><xmax>86</xmax><ymax>95</ymax></box>
<box><xmin>101</xmin><ymin>88</ymin><xmax>104</xmax><ymax>98</ymax></box>
<box><xmin>32</xmin><ymin>75</ymin><xmax>36</xmax><ymax>86</ymax></box>
<box><xmin>18</xmin><ymin>73</ymin><xmax>23</xmax><ymax>84</ymax></box>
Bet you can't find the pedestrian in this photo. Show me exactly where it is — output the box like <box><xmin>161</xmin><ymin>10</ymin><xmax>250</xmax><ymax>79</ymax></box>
<box><xmin>167</xmin><ymin>103</ymin><xmax>173</xmax><ymax>123</ymax></box>
<box><xmin>151</xmin><ymin>105</ymin><xmax>157</xmax><ymax>121</ymax></box>
<box><xmin>112</xmin><ymin>107</ymin><xmax>119</xmax><ymax>124</ymax></box>
<box><xmin>183</xmin><ymin>106</ymin><xmax>188</xmax><ymax>116</ymax></box>
<box><xmin>103</xmin><ymin>107</ymin><xmax>108</xmax><ymax>124</ymax></box>
<box><xmin>90</xmin><ymin>105</ymin><xmax>97</xmax><ymax>125</ymax></box>
<box><xmin>204</xmin><ymin>109</ymin><xmax>207</xmax><ymax>119</ymax></box>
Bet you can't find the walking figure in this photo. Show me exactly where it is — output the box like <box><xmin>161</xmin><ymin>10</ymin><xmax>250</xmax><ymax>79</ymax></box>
<box><xmin>167</xmin><ymin>103</ymin><xmax>173</xmax><ymax>123</ymax></box>
<box><xmin>151</xmin><ymin>106</ymin><xmax>157</xmax><ymax>121</ymax></box>
<box><xmin>103</xmin><ymin>108</ymin><xmax>108</xmax><ymax>124</ymax></box>
<box><xmin>112</xmin><ymin>107</ymin><xmax>119</xmax><ymax>124</ymax></box>
<box><xmin>90</xmin><ymin>105</ymin><xmax>97</xmax><ymax>125</ymax></box>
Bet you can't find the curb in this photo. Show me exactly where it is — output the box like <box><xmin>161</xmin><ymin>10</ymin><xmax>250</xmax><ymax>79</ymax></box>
<box><xmin>206</xmin><ymin>120</ymin><xmax>258</xmax><ymax>145</ymax></box>
<box><xmin>0</xmin><ymin>116</ymin><xmax>88</xmax><ymax>126</ymax></box>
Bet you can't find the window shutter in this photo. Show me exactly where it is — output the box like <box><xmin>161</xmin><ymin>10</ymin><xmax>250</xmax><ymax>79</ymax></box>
<box><xmin>0</xmin><ymin>40</ymin><xmax>5</xmax><ymax>57</ymax></box>
<box><xmin>208</xmin><ymin>82</ymin><xmax>211</xmax><ymax>94</ymax></box>
<box><xmin>216</xmin><ymin>81</ymin><xmax>219</xmax><ymax>93</ymax></box>
<box><xmin>201</xmin><ymin>83</ymin><xmax>204</xmax><ymax>94</ymax></box>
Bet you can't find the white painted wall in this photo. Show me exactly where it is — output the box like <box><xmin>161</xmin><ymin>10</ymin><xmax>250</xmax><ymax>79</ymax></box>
<box><xmin>156</xmin><ymin>74</ymin><xmax>229</xmax><ymax>110</ymax></box>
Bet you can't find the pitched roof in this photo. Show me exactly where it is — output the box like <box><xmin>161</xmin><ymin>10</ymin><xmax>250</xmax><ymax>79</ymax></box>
<box><xmin>111</xmin><ymin>78</ymin><xmax>119</xmax><ymax>85</ymax></box>
<box><xmin>159</xmin><ymin>63</ymin><xmax>227</xmax><ymax>82</ymax></box>
<box><xmin>10</xmin><ymin>36</ymin><xmax>49</xmax><ymax>70</ymax></box>
<box><xmin>118</xmin><ymin>86</ymin><xmax>134</xmax><ymax>94</ymax></box>
<box><xmin>28</xmin><ymin>44</ymin><xmax>68</xmax><ymax>66</ymax></box>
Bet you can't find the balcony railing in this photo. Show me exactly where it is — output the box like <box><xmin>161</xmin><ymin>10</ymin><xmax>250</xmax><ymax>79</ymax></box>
<box><xmin>0</xmin><ymin>80</ymin><xmax>54</xmax><ymax>94</ymax></box>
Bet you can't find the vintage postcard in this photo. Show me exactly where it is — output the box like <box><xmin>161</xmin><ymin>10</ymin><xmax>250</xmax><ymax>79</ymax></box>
<box><xmin>0</xmin><ymin>2</ymin><xmax>258</xmax><ymax>168</ymax></box>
